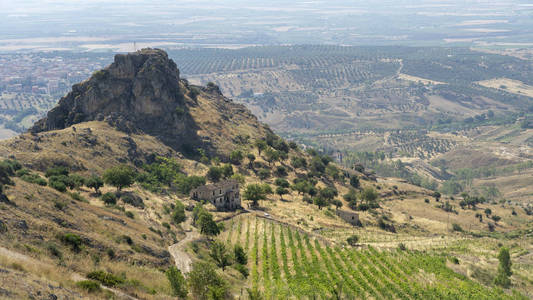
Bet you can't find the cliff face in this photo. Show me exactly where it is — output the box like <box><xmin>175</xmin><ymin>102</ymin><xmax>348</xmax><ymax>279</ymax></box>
<box><xmin>31</xmin><ymin>49</ymin><xmax>201</xmax><ymax>152</ymax></box>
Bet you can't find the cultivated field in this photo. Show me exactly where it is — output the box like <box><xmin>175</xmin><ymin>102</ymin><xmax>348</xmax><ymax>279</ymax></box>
<box><xmin>220</xmin><ymin>215</ymin><xmax>526</xmax><ymax>299</ymax></box>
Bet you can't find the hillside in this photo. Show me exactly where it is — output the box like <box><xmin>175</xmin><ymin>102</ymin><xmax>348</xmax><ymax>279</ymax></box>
<box><xmin>0</xmin><ymin>49</ymin><xmax>531</xmax><ymax>299</ymax></box>
<box><xmin>169</xmin><ymin>45</ymin><xmax>533</xmax><ymax>204</ymax></box>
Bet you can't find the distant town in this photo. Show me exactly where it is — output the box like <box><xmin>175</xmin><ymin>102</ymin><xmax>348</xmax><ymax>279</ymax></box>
<box><xmin>0</xmin><ymin>52</ymin><xmax>111</xmax><ymax>96</ymax></box>
<box><xmin>0</xmin><ymin>52</ymin><xmax>112</xmax><ymax>136</ymax></box>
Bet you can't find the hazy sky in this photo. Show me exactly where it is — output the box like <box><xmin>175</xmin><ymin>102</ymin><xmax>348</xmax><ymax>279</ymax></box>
<box><xmin>1</xmin><ymin>0</ymin><xmax>532</xmax><ymax>51</ymax></box>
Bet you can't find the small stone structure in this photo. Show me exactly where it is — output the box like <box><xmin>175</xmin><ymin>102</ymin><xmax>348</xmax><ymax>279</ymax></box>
<box><xmin>190</xmin><ymin>179</ymin><xmax>241</xmax><ymax>211</ymax></box>
<box><xmin>336</xmin><ymin>209</ymin><xmax>360</xmax><ymax>226</ymax></box>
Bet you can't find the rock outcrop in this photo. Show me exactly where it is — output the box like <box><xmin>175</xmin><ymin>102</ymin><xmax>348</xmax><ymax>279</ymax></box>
<box><xmin>30</xmin><ymin>49</ymin><xmax>201</xmax><ymax>152</ymax></box>
<box><xmin>29</xmin><ymin>48</ymin><xmax>270</xmax><ymax>158</ymax></box>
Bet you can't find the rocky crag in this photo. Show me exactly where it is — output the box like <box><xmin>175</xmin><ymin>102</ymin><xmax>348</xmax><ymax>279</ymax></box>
<box><xmin>31</xmin><ymin>48</ymin><xmax>268</xmax><ymax>157</ymax></box>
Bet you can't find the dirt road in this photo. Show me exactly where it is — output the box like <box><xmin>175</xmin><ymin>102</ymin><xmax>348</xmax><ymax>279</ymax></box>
<box><xmin>167</xmin><ymin>217</ymin><xmax>200</xmax><ymax>274</ymax></box>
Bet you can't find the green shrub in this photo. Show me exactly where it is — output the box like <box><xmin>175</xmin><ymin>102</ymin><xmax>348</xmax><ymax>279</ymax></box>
<box><xmin>69</xmin><ymin>192</ymin><xmax>86</xmax><ymax>202</ymax></box>
<box><xmin>137</xmin><ymin>157</ymin><xmax>183</xmax><ymax>192</ymax></box>
<box><xmin>493</xmin><ymin>271</ymin><xmax>511</xmax><ymax>288</ymax></box>
<box><xmin>452</xmin><ymin>223</ymin><xmax>463</xmax><ymax>232</ymax></box>
<box><xmin>188</xmin><ymin>261</ymin><xmax>229</xmax><ymax>299</ymax></box>
<box><xmin>92</xmin><ymin>70</ymin><xmax>108</xmax><ymax>80</ymax></box>
<box><xmin>291</xmin><ymin>157</ymin><xmax>307</xmax><ymax>169</ymax></box>
<box><xmin>234</xmin><ymin>244</ymin><xmax>247</xmax><ymax>265</ymax></box>
<box><xmin>174</xmin><ymin>175</ymin><xmax>205</xmax><ymax>194</ymax></box>
<box><xmin>1</xmin><ymin>159</ymin><xmax>22</xmax><ymax>173</ymax></box>
<box><xmin>49</xmin><ymin>179</ymin><xmax>67</xmax><ymax>192</ymax></box>
<box><xmin>15</xmin><ymin>168</ymin><xmax>30</xmax><ymax>177</ymax></box>
<box><xmin>221</xmin><ymin>164</ymin><xmax>233</xmax><ymax>178</ymax></box>
<box><xmin>166</xmin><ymin>266</ymin><xmax>187</xmax><ymax>297</ymax></box>
<box><xmin>0</xmin><ymin>159</ymin><xmax>21</xmax><ymax>185</ymax></box>
<box><xmin>119</xmin><ymin>235</ymin><xmax>132</xmax><ymax>245</ymax></box>
<box><xmin>188</xmin><ymin>87</ymin><xmax>200</xmax><ymax>100</ymax></box>
<box><xmin>46</xmin><ymin>243</ymin><xmax>62</xmax><ymax>259</ymax></box>
<box><xmin>76</xmin><ymin>280</ymin><xmax>101</xmax><ymax>293</ymax></box>
<box><xmin>274</xmin><ymin>178</ymin><xmax>290</xmax><ymax>188</ymax></box>
<box><xmin>171</xmin><ymin>201</ymin><xmax>186</xmax><ymax>224</ymax></box>
<box><xmin>53</xmin><ymin>200</ymin><xmax>67</xmax><ymax>211</ymax></box>
<box><xmin>106</xmin><ymin>248</ymin><xmax>115</xmax><ymax>259</ymax></box>
<box><xmin>235</xmin><ymin>263</ymin><xmax>249</xmax><ymax>278</ymax></box>
<box><xmin>87</xmin><ymin>270</ymin><xmax>124</xmax><ymax>287</ymax></box>
<box><xmin>48</xmin><ymin>174</ymin><xmax>78</xmax><ymax>190</ymax></box>
<box><xmin>207</xmin><ymin>166</ymin><xmax>223</xmax><ymax>182</ymax></box>
<box><xmin>125</xmin><ymin>211</ymin><xmax>134</xmax><ymax>219</ymax></box>
<box><xmin>101</xmin><ymin>192</ymin><xmax>117</xmax><ymax>205</ymax></box>
<box><xmin>398</xmin><ymin>243</ymin><xmax>407</xmax><ymax>251</ymax></box>
<box><xmin>257</xmin><ymin>169</ymin><xmax>270</xmax><ymax>180</ymax></box>
<box><xmin>378</xmin><ymin>217</ymin><xmax>396</xmax><ymax>233</ymax></box>
<box><xmin>60</xmin><ymin>233</ymin><xmax>83</xmax><ymax>252</ymax></box>
<box><xmin>346</xmin><ymin>235</ymin><xmax>359</xmax><ymax>246</ymax></box>
<box><xmin>69</xmin><ymin>174</ymin><xmax>86</xmax><ymax>189</ymax></box>
<box><xmin>229</xmin><ymin>150</ymin><xmax>244</xmax><ymax>165</ymax></box>
<box><xmin>45</xmin><ymin>166</ymin><xmax>69</xmax><ymax>178</ymax></box>
<box><xmin>230</xmin><ymin>173</ymin><xmax>245</xmax><ymax>185</ymax></box>
<box><xmin>349</xmin><ymin>176</ymin><xmax>360</xmax><ymax>188</ymax></box>
<box><xmin>120</xmin><ymin>192</ymin><xmax>144</xmax><ymax>208</ymax></box>
<box><xmin>21</xmin><ymin>174</ymin><xmax>47</xmax><ymax>186</ymax></box>
<box><xmin>275</xmin><ymin>166</ymin><xmax>287</xmax><ymax>177</ymax></box>
<box><xmin>450</xmin><ymin>256</ymin><xmax>460</xmax><ymax>264</ymax></box>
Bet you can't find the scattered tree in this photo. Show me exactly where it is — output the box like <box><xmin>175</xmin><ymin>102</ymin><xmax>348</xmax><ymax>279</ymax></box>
<box><xmin>243</xmin><ymin>184</ymin><xmax>268</xmax><ymax>207</ymax></box>
<box><xmin>291</xmin><ymin>157</ymin><xmax>307</xmax><ymax>169</ymax></box>
<box><xmin>349</xmin><ymin>176</ymin><xmax>360</xmax><ymax>189</ymax></box>
<box><xmin>361</xmin><ymin>187</ymin><xmax>378</xmax><ymax>203</ymax></box>
<box><xmin>264</xmin><ymin>148</ymin><xmax>280</xmax><ymax>166</ymax></box>
<box><xmin>207</xmin><ymin>166</ymin><xmax>223</xmax><ymax>182</ymax></box>
<box><xmin>86</xmin><ymin>175</ymin><xmax>104</xmax><ymax>194</ymax></box>
<box><xmin>255</xmin><ymin>140</ymin><xmax>267</xmax><ymax>156</ymax></box>
<box><xmin>197</xmin><ymin>211</ymin><xmax>221</xmax><ymax>238</ymax></box>
<box><xmin>276</xmin><ymin>186</ymin><xmax>289</xmax><ymax>200</ymax></box>
<box><xmin>313</xmin><ymin>196</ymin><xmax>328</xmax><ymax>210</ymax></box>
<box><xmin>188</xmin><ymin>261</ymin><xmax>229</xmax><ymax>300</ymax></box>
<box><xmin>247</xmin><ymin>153</ymin><xmax>256</xmax><ymax>169</ymax></box>
<box><xmin>433</xmin><ymin>191</ymin><xmax>441</xmax><ymax>202</ymax></box>
<box><xmin>210</xmin><ymin>241</ymin><xmax>232</xmax><ymax>270</ymax></box>
<box><xmin>229</xmin><ymin>150</ymin><xmax>244</xmax><ymax>165</ymax></box>
<box><xmin>346</xmin><ymin>235</ymin><xmax>359</xmax><ymax>246</ymax></box>
<box><xmin>494</xmin><ymin>247</ymin><xmax>512</xmax><ymax>288</ymax></box>
<box><xmin>343</xmin><ymin>189</ymin><xmax>358</xmax><ymax>210</ymax></box>
<box><xmin>257</xmin><ymin>169</ymin><xmax>270</xmax><ymax>180</ymax></box>
<box><xmin>171</xmin><ymin>201</ymin><xmax>186</xmax><ymax>224</ymax></box>
<box><xmin>274</xmin><ymin>178</ymin><xmax>290</xmax><ymax>188</ymax></box>
<box><xmin>332</xmin><ymin>199</ymin><xmax>343</xmax><ymax>210</ymax></box>
<box><xmin>166</xmin><ymin>266</ymin><xmax>187</xmax><ymax>298</ymax></box>
<box><xmin>234</xmin><ymin>244</ymin><xmax>247</xmax><ymax>265</ymax></box>
<box><xmin>103</xmin><ymin>165</ymin><xmax>135</xmax><ymax>191</ymax></box>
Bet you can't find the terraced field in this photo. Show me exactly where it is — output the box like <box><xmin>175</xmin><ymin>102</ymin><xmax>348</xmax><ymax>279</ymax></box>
<box><xmin>221</xmin><ymin>215</ymin><xmax>525</xmax><ymax>299</ymax></box>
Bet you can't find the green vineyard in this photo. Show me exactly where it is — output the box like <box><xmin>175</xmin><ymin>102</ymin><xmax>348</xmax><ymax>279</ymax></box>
<box><xmin>222</xmin><ymin>215</ymin><xmax>525</xmax><ymax>300</ymax></box>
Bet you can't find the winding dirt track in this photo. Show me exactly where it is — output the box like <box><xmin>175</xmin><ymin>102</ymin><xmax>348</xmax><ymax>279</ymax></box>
<box><xmin>167</xmin><ymin>217</ymin><xmax>200</xmax><ymax>274</ymax></box>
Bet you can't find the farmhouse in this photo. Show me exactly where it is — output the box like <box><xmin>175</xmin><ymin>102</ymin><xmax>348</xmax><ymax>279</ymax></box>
<box><xmin>336</xmin><ymin>209</ymin><xmax>360</xmax><ymax>226</ymax></box>
<box><xmin>190</xmin><ymin>179</ymin><xmax>241</xmax><ymax>211</ymax></box>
